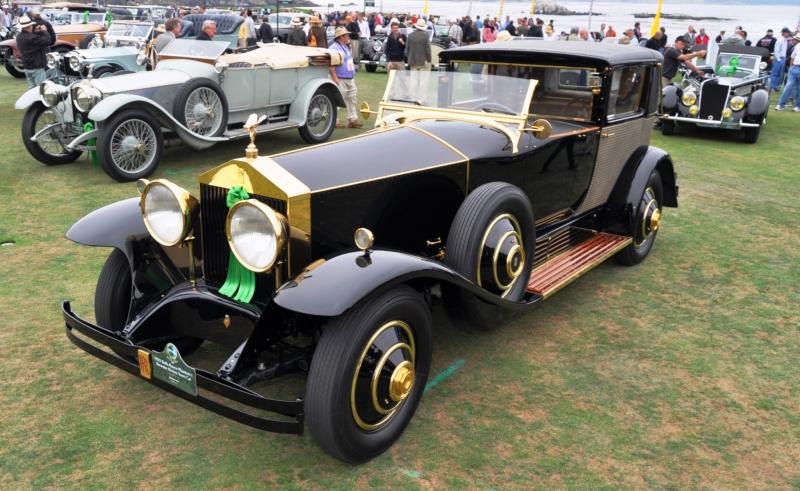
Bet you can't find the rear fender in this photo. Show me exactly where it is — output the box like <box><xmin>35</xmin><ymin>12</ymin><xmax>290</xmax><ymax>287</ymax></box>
<box><xmin>15</xmin><ymin>87</ymin><xmax>41</xmax><ymax>110</ymax></box>
<box><xmin>288</xmin><ymin>78</ymin><xmax>345</xmax><ymax>126</ymax></box>
<box><xmin>66</xmin><ymin>198</ymin><xmax>188</xmax><ymax>315</ymax></box>
<box><xmin>604</xmin><ymin>146</ymin><xmax>678</xmax><ymax>235</ymax></box>
<box><xmin>271</xmin><ymin>249</ymin><xmax>531</xmax><ymax>319</ymax></box>
<box><xmin>88</xmin><ymin>94</ymin><xmax>226</xmax><ymax>149</ymax></box>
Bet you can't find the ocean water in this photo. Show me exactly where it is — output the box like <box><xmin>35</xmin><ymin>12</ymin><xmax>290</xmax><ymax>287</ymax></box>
<box><xmin>325</xmin><ymin>1</ymin><xmax>800</xmax><ymax>41</ymax></box>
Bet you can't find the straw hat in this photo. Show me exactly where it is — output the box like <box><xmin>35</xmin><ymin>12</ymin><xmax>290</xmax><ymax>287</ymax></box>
<box><xmin>290</xmin><ymin>17</ymin><xmax>302</xmax><ymax>27</ymax></box>
<box><xmin>17</xmin><ymin>15</ymin><xmax>33</xmax><ymax>29</ymax></box>
<box><xmin>334</xmin><ymin>26</ymin><xmax>350</xmax><ymax>39</ymax></box>
<box><xmin>794</xmin><ymin>33</ymin><xmax>800</xmax><ymax>42</ymax></box>
<box><xmin>309</xmin><ymin>16</ymin><xmax>322</xmax><ymax>26</ymax></box>
<box><xmin>414</xmin><ymin>18</ymin><xmax>426</xmax><ymax>30</ymax></box>
<box><xmin>496</xmin><ymin>30</ymin><xmax>512</xmax><ymax>42</ymax></box>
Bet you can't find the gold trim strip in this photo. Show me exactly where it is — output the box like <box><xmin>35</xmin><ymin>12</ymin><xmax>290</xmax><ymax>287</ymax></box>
<box><xmin>548</xmin><ymin>127</ymin><xmax>600</xmax><ymax>139</ymax></box>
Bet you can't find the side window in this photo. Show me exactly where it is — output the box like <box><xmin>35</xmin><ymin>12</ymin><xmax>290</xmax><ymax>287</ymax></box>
<box><xmin>530</xmin><ymin>68</ymin><xmax>597</xmax><ymax>121</ymax></box>
<box><xmin>608</xmin><ymin>66</ymin><xmax>647</xmax><ymax>119</ymax></box>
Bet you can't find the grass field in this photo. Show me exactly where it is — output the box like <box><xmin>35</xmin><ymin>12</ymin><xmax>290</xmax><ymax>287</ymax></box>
<box><xmin>0</xmin><ymin>68</ymin><xmax>798</xmax><ymax>489</ymax></box>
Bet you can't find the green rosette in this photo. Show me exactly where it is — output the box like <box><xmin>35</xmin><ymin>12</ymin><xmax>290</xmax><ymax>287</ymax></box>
<box><xmin>219</xmin><ymin>186</ymin><xmax>256</xmax><ymax>303</ymax></box>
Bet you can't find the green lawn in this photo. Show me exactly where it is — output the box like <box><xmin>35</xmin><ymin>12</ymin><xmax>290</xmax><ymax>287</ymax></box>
<box><xmin>0</xmin><ymin>69</ymin><xmax>798</xmax><ymax>489</ymax></box>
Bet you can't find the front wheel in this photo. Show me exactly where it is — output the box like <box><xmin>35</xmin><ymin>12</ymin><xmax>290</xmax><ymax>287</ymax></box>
<box><xmin>298</xmin><ymin>89</ymin><xmax>337</xmax><ymax>144</ymax></box>
<box><xmin>173</xmin><ymin>78</ymin><xmax>228</xmax><ymax>137</ymax></box>
<box><xmin>306</xmin><ymin>286</ymin><xmax>432</xmax><ymax>463</ymax></box>
<box><xmin>743</xmin><ymin>125</ymin><xmax>761</xmax><ymax>144</ymax></box>
<box><xmin>365</xmin><ymin>64</ymin><xmax>377</xmax><ymax>73</ymax></box>
<box><xmin>4</xmin><ymin>50</ymin><xmax>24</xmax><ymax>78</ymax></box>
<box><xmin>97</xmin><ymin>109</ymin><xmax>164</xmax><ymax>182</ymax></box>
<box><xmin>661</xmin><ymin>118</ymin><xmax>675</xmax><ymax>136</ymax></box>
<box><xmin>615</xmin><ymin>170</ymin><xmax>663</xmax><ymax>266</ymax></box>
<box><xmin>21</xmin><ymin>103</ymin><xmax>82</xmax><ymax>165</ymax></box>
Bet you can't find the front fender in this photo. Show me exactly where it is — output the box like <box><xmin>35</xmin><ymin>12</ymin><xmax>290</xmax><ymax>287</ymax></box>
<box><xmin>15</xmin><ymin>87</ymin><xmax>41</xmax><ymax>110</ymax></box>
<box><xmin>746</xmin><ymin>89</ymin><xmax>769</xmax><ymax>119</ymax></box>
<box><xmin>661</xmin><ymin>84</ymin><xmax>680</xmax><ymax>112</ymax></box>
<box><xmin>272</xmin><ymin>249</ymin><xmax>531</xmax><ymax>318</ymax></box>
<box><xmin>288</xmin><ymin>78</ymin><xmax>345</xmax><ymax>126</ymax></box>
<box><xmin>65</xmin><ymin>197</ymin><xmax>148</xmax><ymax>254</ymax></box>
<box><xmin>88</xmin><ymin>94</ymin><xmax>226</xmax><ymax>150</ymax></box>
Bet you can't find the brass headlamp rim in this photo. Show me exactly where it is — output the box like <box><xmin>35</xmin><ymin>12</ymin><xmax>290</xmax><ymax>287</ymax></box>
<box><xmin>138</xmin><ymin>178</ymin><xmax>198</xmax><ymax>247</ymax></box>
<box><xmin>225</xmin><ymin>199</ymin><xmax>287</xmax><ymax>273</ymax></box>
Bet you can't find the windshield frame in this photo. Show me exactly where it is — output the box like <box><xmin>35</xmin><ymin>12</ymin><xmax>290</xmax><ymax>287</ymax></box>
<box><xmin>714</xmin><ymin>53</ymin><xmax>761</xmax><ymax>77</ymax></box>
<box><xmin>158</xmin><ymin>39</ymin><xmax>229</xmax><ymax>61</ymax></box>
<box><xmin>105</xmin><ymin>21</ymin><xmax>153</xmax><ymax>43</ymax></box>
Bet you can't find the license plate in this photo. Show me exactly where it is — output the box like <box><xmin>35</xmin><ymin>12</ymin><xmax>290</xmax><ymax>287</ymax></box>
<box><xmin>150</xmin><ymin>343</ymin><xmax>198</xmax><ymax>396</ymax></box>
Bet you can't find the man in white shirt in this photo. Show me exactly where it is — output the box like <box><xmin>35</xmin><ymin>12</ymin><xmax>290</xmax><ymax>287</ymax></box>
<box><xmin>771</xmin><ymin>28</ymin><xmax>792</xmax><ymax>91</ymax></box>
<box><xmin>775</xmin><ymin>34</ymin><xmax>800</xmax><ymax>111</ymax></box>
<box><xmin>358</xmin><ymin>13</ymin><xmax>370</xmax><ymax>42</ymax></box>
<box><xmin>447</xmin><ymin>19</ymin><xmax>462</xmax><ymax>46</ymax></box>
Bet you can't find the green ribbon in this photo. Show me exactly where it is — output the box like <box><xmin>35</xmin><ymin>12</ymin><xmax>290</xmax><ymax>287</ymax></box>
<box><xmin>219</xmin><ymin>186</ymin><xmax>256</xmax><ymax>303</ymax></box>
<box><xmin>718</xmin><ymin>56</ymin><xmax>739</xmax><ymax>76</ymax></box>
<box><xmin>83</xmin><ymin>122</ymin><xmax>98</xmax><ymax>167</ymax></box>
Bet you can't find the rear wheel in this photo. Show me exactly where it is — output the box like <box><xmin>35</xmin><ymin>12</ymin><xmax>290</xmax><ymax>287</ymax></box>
<box><xmin>298</xmin><ymin>88</ymin><xmax>336</xmax><ymax>144</ymax></box>
<box><xmin>306</xmin><ymin>286</ymin><xmax>432</xmax><ymax>463</ymax></box>
<box><xmin>97</xmin><ymin>109</ymin><xmax>164</xmax><ymax>182</ymax></box>
<box><xmin>78</xmin><ymin>34</ymin><xmax>97</xmax><ymax>49</ymax></box>
<box><xmin>21</xmin><ymin>103</ymin><xmax>82</xmax><ymax>165</ymax></box>
<box><xmin>615</xmin><ymin>170</ymin><xmax>663</xmax><ymax>266</ymax></box>
<box><xmin>4</xmin><ymin>49</ymin><xmax>24</xmax><ymax>78</ymax></box>
<box><xmin>444</xmin><ymin>182</ymin><xmax>535</xmax><ymax>330</ymax></box>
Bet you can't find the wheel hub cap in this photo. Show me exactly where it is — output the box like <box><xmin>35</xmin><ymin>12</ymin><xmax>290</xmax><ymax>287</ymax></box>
<box><xmin>389</xmin><ymin>361</ymin><xmax>414</xmax><ymax>402</ymax></box>
<box><xmin>192</xmin><ymin>103</ymin><xmax>209</xmax><ymax>121</ymax></box>
<box><xmin>119</xmin><ymin>135</ymin><xmax>140</xmax><ymax>153</ymax></box>
<box><xmin>649</xmin><ymin>208</ymin><xmax>661</xmax><ymax>232</ymax></box>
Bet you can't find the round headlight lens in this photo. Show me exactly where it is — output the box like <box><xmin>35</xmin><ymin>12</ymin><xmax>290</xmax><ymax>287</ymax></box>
<box><xmin>689</xmin><ymin>104</ymin><xmax>699</xmax><ymax>116</ymax></box>
<box><xmin>227</xmin><ymin>200</ymin><xmax>286</xmax><ymax>272</ymax></box>
<box><xmin>46</xmin><ymin>52</ymin><xmax>59</xmax><ymax>69</ymax></box>
<box><xmin>140</xmin><ymin>180</ymin><xmax>194</xmax><ymax>246</ymax></box>
<box><xmin>73</xmin><ymin>85</ymin><xmax>102</xmax><ymax>113</ymax></box>
<box><xmin>214</xmin><ymin>60</ymin><xmax>227</xmax><ymax>74</ymax></box>
<box><xmin>730</xmin><ymin>96</ymin><xmax>745</xmax><ymax>111</ymax></box>
<box><xmin>681</xmin><ymin>91</ymin><xmax>697</xmax><ymax>106</ymax></box>
<box><xmin>721</xmin><ymin>108</ymin><xmax>733</xmax><ymax>119</ymax></box>
<box><xmin>373</xmin><ymin>41</ymin><xmax>382</xmax><ymax>51</ymax></box>
<box><xmin>40</xmin><ymin>81</ymin><xmax>67</xmax><ymax>107</ymax></box>
<box><xmin>68</xmin><ymin>55</ymin><xmax>83</xmax><ymax>72</ymax></box>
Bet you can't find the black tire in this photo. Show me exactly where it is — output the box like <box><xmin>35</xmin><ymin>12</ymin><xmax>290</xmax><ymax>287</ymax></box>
<box><xmin>95</xmin><ymin>249</ymin><xmax>203</xmax><ymax>357</ymax></box>
<box><xmin>78</xmin><ymin>34</ymin><xmax>96</xmax><ymax>49</ymax></box>
<box><xmin>111</xmin><ymin>70</ymin><xmax>134</xmax><ymax>76</ymax></box>
<box><xmin>365</xmin><ymin>64</ymin><xmax>377</xmax><ymax>73</ymax></box>
<box><xmin>743</xmin><ymin>125</ymin><xmax>760</xmax><ymax>144</ymax></box>
<box><xmin>661</xmin><ymin>118</ymin><xmax>675</xmax><ymax>136</ymax></box>
<box><xmin>615</xmin><ymin>170</ymin><xmax>663</xmax><ymax>266</ymax></box>
<box><xmin>298</xmin><ymin>88</ymin><xmax>337</xmax><ymax>144</ymax></box>
<box><xmin>4</xmin><ymin>50</ymin><xmax>24</xmax><ymax>78</ymax></box>
<box><xmin>97</xmin><ymin>109</ymin><xmax>164</xmax><ymax>182</ymax></box>
<box><xmin>306</xmin><ymin>286</ymin><xmax>432</xmax><ymax>464</ymax></box>
<box><xmin>91</xmin><ymin>65</ymin><xmax>123</xmax><ymax>78</ymax></box>
<box><xmin>173</xmin><ymin>78</ymin><xmax>228</xmax><ymax>137</ymax></box>
<box><xmin>444</xmin><ymin>182</ymin><xmax>535</xmax><ymax>330</ymax></box>
<box><xmin>21</xmin><ymin>103</ymin><xmax>82</xmax><ymax>165</ymax></box>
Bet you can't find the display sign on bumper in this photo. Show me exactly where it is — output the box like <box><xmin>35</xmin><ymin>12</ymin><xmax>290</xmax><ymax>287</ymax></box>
<box><xmin>62</xmin><ymin>301</ymin><xmax>304</xmax><ymax>434</ymax></box>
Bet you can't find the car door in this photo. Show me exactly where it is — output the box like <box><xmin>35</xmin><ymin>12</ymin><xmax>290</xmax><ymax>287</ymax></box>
<box><xmin>222</xmin><ymin>66</ymin><xmax>256</xmax><ymax>112</ymax></box>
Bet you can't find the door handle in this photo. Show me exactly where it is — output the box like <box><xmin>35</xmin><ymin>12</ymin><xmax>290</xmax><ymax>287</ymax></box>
<box><xmin>601</xmin><ymin>132</ymin><xmax>616</xmax><ymax>138</ymax></box>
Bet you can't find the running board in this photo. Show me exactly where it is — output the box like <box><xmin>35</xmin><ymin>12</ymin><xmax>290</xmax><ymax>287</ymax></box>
<box><xmin>223</xmin><ymin>121</ymin><xmax>298</xmax><ymax>139</ymax></box>
<box><xmin>527</xmin><ymin>232</ymin><xmax>632</xmax><ymax>299</ymax></box>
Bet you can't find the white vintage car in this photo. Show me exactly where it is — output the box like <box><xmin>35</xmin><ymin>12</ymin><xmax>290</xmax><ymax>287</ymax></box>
<box><xmin>15</xmin><ymin>39</ymin><xmax>344</xmax><ymax>181</ymax></box>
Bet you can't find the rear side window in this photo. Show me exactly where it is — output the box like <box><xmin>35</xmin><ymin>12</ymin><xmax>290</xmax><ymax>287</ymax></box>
<box><xmin>608</xmin><ymin>66</ymin><xmax>647</xmax><ymax>119</ymax></box>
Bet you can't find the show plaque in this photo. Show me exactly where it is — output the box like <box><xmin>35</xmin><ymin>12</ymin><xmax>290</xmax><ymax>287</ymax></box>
<box><xmin>151</xmin><ymin>343</ymin><xmax>197</xmax><ymax>396</ymax></box>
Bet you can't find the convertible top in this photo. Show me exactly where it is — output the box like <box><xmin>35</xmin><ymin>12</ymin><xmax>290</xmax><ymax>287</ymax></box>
<box><xmin>442</xmin><ymin>40</ymin><xmax>663</xmax><ymax>67</ymax></box>
<box><xmin>220</xmin><ymin>44</ymin><xmax>343</xmax><ymax>69</ymax></box>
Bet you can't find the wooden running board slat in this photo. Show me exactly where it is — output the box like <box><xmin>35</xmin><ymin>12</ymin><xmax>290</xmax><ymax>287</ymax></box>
<box><xmin>527</xmin><ymin>232</ymin><xmax>632</xmax><ymax>299</ymax></box>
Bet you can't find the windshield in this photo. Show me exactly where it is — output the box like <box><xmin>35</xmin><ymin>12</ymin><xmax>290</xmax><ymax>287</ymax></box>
<box><xmin>384</xmin><ymin>70</ymin><xmax>535</xmax><ymax>117</ymax></box>
<box><xmin>159</xmin><ymin>39</ymin><xmax>229</xmax><ymax>59</ymax></box>
<box><xmin>106</xmin><ymin>22</ymin><xmax>152</xmax><ymax>40</ymax></box>
<box><xmin>715</xmin><ymin>54</ymin><xmax>759</xmax><ymax>77</ymax></box>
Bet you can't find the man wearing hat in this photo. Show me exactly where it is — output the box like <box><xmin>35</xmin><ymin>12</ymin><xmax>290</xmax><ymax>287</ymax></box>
<box><xmin>406</xmin><ymin>18</ymin><xmax>431</xmax><ymax>102</ymax></box>
<box><xmin>771</xmin><ymin>28</ymin><xmax>793</xmax><ymax>91</ymax></box>
<box><xmin>775</xmin><ymin>33</ymin><xmax>800</xmax><ymax>111</ymax></box>
<box><xmin>286</xmin><ymin>17</ymin><xmax>307</xmax><ymax>46</ymax></box>
<box><xmin>662</xmin><ymin>36</ymin><xmax>706</xmax><ymax>88</ymax></box>
<box><xmin>16</xmin><ymin>15</ymin><xmax>51</xmax><ymax>87</ymax></box>
<box><xmin>329</xmin><ymin>27</ymin><xmax>362</xmax><ymax>128</ymax></box>
<box><xmin>307</xmin><ymin>16</ymin><xmax>327</xmax><ymax>48</ymax></box>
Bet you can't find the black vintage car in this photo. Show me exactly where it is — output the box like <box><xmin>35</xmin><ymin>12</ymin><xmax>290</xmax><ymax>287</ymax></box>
<box><xmin>63</xmin><ymin>41</ymin><xmax>677</xmax><ymax>463</ymax></box>
<box><xmin>661</xmin><ymin>44</ymin><xmax>771</xmax><ymax>143</ymax></box>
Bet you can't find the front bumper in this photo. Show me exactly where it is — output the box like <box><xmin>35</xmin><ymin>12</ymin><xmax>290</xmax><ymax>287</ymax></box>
<box><xmin>63</xmin><ymin>300</ymin><xmax>304</xmax><ymax>434</ymax></box>
<box><xmin>661</xmin><ymin>114</ymin><xmax>759</xmax><ymax>128</ymax></box>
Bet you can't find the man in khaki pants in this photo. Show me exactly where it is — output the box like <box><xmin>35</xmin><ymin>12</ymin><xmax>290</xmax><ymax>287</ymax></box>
<box><xmin>406</xmin><ymin>18</ymin><xmax>431</xmax><ymax>103</ymax></box>
<box><xmin>328</xmin><ymin>27</ymin><xmax>362</xmax><ymax>128</ymax></box>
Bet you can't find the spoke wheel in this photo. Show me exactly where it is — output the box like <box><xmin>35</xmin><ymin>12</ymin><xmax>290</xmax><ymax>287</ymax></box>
<box><xmin>306</xmin><ymin>286</ymin><xmax>432</xmax><ymax>463</ymax></box>
<box><xmin>21</xmin><ymin>103</ymin><xmax>82</xmax><ymax>165</ymax></box>
<box><xmin>98</xmin><ymin>109</ymin><xmax>163</xmax><ymax>182</ymax></box>
<box><xmin>173</xmin><ymin>79</ymin><xmax>228</xmax><ymax>137</ymax></box>
<box><xmin>298</xmin><ymin>89</ymin><xmax>337</xmax><ymax>144</ymax></box>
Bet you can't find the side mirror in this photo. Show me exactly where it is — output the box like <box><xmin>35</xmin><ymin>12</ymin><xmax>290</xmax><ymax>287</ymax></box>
<box><xmin>525</xmin><ymin>119</ymin><xmax>552</xmax><ymax>139</ymax></box>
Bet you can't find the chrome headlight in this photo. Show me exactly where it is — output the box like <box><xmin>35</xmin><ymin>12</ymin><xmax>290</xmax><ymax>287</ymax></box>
<box><xmin>373</xmin><ymin>41</ymin><xmax>382</xmax><ymax>51</ymax></box>
<box><xmin>226</xmin><ymin>200</ymin><xmax>287</xmax><ymax>273</ymax></box>
<box><xmin>68</xmin><ymin>55</ymin><xmax>84</xmax><ymax>72</ymax></box>
<box><xmin>730</xmin><ymin>96</ymin><xmax>746</xmax><ymax>111</ymax></box>
<box><xmin>73</xmin><ymin>84</ymin><xmax>103</xmax><ymax>113</ymax></box>
<box><xmin>139</xmin><ymin>179</ymin><xmax>197</xmax><ymax>247</ymax></box>
<box><xmin>39</xmin><ymin>80</ymin><xmax>68</xmax><ymax>108</ymax></box>
<box><xmin>0</xmin><ymin>26</ymin><xmax>8</xmax><ymax>38</ymax></box>
<box><xmin>214</xmin><ymin>60</ymin><xmax>228</xmax><ymax>74</ymax></box>
<box><xmin>46</xmin><ymin>52</ymin><xmax>61</xmax><ymax>69</ymax></box>
<box><xmin>681</xmin><ymin>91</ymin><xmax>697</xmax><ymax>106</ymax></box>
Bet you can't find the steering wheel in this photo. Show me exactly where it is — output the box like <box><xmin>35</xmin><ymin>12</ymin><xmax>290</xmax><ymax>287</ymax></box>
<box><xmin>470</xmin><ymin>101</ymin><xmax>517</xmax><ymax>115</ymax></box>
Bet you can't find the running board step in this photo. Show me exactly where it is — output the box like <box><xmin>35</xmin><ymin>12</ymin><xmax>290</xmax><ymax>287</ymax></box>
<box><xmin>527</xmin><ymin>232</ymin><xmax>632</xmax><ymax>299</ymax></box>
<box><xmin>223</xmin><ymin>121</ymin><xmax>298</xmax><ymax>139</ymax></box>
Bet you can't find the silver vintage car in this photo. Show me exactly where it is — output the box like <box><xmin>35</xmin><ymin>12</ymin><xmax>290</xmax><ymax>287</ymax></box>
<box><xmin>16</xmin><ymin>39</ymin><xmax>345</xmax><ymax>181</ymax></box>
